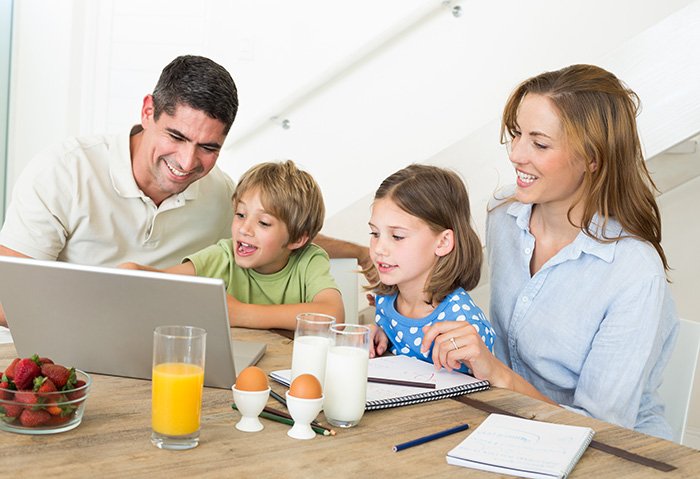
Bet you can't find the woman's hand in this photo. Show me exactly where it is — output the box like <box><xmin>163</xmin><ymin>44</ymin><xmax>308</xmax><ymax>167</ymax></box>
<box><xmin>421</xmin><ymin>322</ymin><xmax>510</xmax><ymax>387</ymax></box>
<box><xmin>369</xmin><ymin>324</ymin><xmax>389</xmax><ymax>358</ymax></box>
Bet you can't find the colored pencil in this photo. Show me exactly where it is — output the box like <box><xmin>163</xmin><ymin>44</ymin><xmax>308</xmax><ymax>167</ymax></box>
<box><xmin>230</xmin><ymin>403</ymin><xmax>330</xmax><ymax>436</ymax></box>
<box><xmin>263</xmin><ymin>405</ymin><xmax>336</xmax><ymax>436</ymax></box>
<box><xmin>368</xmin><ymin>376</ymin><xmax>436</xmax><ymax>389</ymax></box>
<box><xmin>392</xmin><ymin>423</ymin><xmax>470</xmax><ymax>452</ymax></box>
<box><xmin>269</xmin><ymin>389</ymin><xmax>288</xmax><ymax>407</ymax></box>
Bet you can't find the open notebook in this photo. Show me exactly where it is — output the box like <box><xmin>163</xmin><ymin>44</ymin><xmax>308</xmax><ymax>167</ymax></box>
<box><xmin>270</xmin><ymin>354</ymin><xmax>489</xmax><ymax>410</ymax></box>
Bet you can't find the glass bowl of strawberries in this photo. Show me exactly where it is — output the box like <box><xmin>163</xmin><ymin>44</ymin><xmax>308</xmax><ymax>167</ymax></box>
<box><xmin>0</xmin><ymin>354</ymin><xmax>92</xmax><ymax>434</ymax></box>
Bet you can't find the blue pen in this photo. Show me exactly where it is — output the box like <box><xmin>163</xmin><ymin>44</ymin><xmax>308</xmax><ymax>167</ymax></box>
<box><xmin>392</xmin><ymin>423</ymin><xmax>470</xmax><ymax>452</ymax></box>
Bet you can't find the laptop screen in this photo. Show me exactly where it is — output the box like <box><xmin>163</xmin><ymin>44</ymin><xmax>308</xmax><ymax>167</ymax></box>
<box><xmin>0</xmin><ymin>256</ymin><xmax>265</xmax><ymax>388</ymax></box>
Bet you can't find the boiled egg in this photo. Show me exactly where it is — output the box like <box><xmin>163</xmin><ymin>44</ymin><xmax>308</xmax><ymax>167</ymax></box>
<box><xmin>235</xmin><ymin>366</ymin><xmax>269</xmax><ymax>391</ymax></box>
<box><xmin>289</xmin><ymin>373</ymin><xmax>322</xmax><ymax>399</ymax></box>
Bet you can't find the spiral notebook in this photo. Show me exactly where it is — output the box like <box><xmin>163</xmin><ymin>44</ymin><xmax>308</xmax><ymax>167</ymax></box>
<box><xmin>446</xmin><ymin>413</ymin><xmax>595</xmax><ymax>479</ymax></box>
<box><xmin>270</xmin><ymin>354</ymin><xmax>490</xmax><ymax>410</ymax></box>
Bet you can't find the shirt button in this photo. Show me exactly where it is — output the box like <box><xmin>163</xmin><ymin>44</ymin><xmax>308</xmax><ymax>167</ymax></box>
<box><xmin>521</xmin><ymin>296</ymin><xmax>529</xmax><ymax>303</ymax></box>
<box><xmin>524</xmin><ymin>247</ymin><xmax>531</xmax><ymax>255</ymax></box>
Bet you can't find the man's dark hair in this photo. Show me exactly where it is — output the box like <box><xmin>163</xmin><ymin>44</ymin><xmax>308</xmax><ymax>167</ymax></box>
<box><xmin>152</xmin><ymin>55</ymin><xmax>238</xmax><ymax>134</ymax></box>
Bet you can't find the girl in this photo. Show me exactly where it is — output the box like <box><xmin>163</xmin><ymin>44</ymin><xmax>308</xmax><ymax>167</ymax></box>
<box><xmin>368</xmin><ymin>164</ymin><xmax>495</xmax><ymax>373</ymax></box>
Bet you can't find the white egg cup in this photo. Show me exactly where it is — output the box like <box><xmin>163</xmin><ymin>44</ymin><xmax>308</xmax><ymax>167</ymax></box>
<box><xmin>232</xmin><ymin>386</ymin><xmax>271</xmax><ymax>432</ymax></box>
<box><xmin>285</xmin><ymin>391</ymin><xmax>324</xmax><ymax>440</ymax></box>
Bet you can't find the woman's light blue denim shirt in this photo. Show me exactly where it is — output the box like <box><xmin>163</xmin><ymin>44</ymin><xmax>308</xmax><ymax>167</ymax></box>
<box><xmin>486</xmin><ymin>193</ymin><xmax>678</xmax><ymax>439</ymax></box>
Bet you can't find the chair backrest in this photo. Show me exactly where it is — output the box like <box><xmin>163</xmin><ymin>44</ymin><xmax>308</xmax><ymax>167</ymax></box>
<box><xmin>658</xmin><ymin>317</ymin><xmax>700</xmax><ymax>444</ymax></box>
<box><xmin>329</xmin><ymin>258</ymin><xmax>359</xmax><ymax>324</ymax></box>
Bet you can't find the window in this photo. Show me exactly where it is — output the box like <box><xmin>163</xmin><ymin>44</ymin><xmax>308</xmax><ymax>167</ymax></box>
<box><xmin>0</xmin><ymin>0</ymin><xmax>12</xmax><ymax>224</ymax></box>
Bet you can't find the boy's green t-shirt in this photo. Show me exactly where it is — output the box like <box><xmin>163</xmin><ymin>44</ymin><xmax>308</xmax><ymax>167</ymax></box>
<box><xmin>184</xmin><ymin>240</ymin><xmax>338</xmax><ymax>304</ymax></box>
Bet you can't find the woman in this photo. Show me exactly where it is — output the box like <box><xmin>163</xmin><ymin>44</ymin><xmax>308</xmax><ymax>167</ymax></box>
<box><xmin>423</xmin><ymin>64</ymin><xmax>678</xmax><ymax>439</ymax></box>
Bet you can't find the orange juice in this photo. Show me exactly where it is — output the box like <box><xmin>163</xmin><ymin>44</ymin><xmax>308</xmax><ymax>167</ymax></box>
<box><xmin>152</xmin><ymin>362</ymin><xmax>204</xmax><ymax>436</ymax></box>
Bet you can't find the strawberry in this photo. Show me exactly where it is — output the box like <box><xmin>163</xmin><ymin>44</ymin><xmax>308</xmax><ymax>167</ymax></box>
<box><xmin>0</xmin><ymin>403</ymin><xmax>23</xmax><ymax>420</ymax></box>
<box><xmin>3</xmin><ymin>358</ymin><xmax>20</xmax><ymax>380</ymax></box>
<box><xmin>44</xmin><ymin>393</ymin><xmax>68</xmax><ymax>416</ymax></box>
<box><xmin>38</xmin><ymin>357</ymin><xmax>54</xmax><ymax>366</ymax></box>
<box><xmin>34</xmin><ymin>376</ymin><xmax>57</xmax><ymax>396</ymax></box>
<box><xmin>45</xmin><ymin>404</ymin><xmax>64</xmax><ymax>416</ymax></box>
<box><xmin>14</xmin><ymin>390</ymin><xmax>40</xmax><ymax>406</ymax></box>
<box><xmin>41</xmin><ymin>364</ymin><xmax>75</xmax><ymax>389</ymax></box>
<box><xmin>0</xmin><ymin>380</ymin><xmax>13</xmax><ymax>400</ymax></box>
<box><xmin>13</xmin><ymin>357</ymin><xmax>42</xmax><ymax>390</ymax></box>
<box><xmin>19</xmin><ymin>408</ymin><xmax>51</xmax><ymax>427</ymax></box>
<box><xmin>66</xmin><ymin>380</ymin><xmax>87</xmax><ymax>401</ymax></box>
<box><xmin>45</xmin><ymin>415</ymin><xmax>71</xmax><ymax>426</ymax></box>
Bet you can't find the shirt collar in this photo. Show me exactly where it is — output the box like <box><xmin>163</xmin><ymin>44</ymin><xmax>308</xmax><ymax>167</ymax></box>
<box><xmin>109</xmin><ymin>128</ymin><xmax>199</xmax><ymax>202</ymax></box>
<box><xmin>507</xmin><ymin>201</ymin><xmax>621</xmax><ymax>263</ymax></box>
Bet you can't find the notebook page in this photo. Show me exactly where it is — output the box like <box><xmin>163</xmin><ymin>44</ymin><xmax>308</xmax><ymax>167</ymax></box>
<box><xmin>366</xmin><ymin>355</ymin><xmax>485</xmax><ymax>402</ymax></box>
<box><xmin>447</xmin><ymin>413</ymin><xmax>594</xmax><ymax>478</ymax></box>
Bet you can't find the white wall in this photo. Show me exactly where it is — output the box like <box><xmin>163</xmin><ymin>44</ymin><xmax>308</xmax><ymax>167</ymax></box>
<box><xmin>6</xmin><ymin>0</ymin><xmax>695</xmax><ymax>231</ymax></box>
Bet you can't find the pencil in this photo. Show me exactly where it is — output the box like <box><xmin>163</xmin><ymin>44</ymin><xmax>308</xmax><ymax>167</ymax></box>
<box><xmin>368</xmin><ymin>377</ymin><xmax>436</xmax><ymax>389</ymax></box>
<box><xmin>270</xmin><ymin>389</ymin><xmax>287</xmax><ymax>407</ymax></box>
<box><xmin>230</xmin><ymin>403</ymin><xmax>330</xmax><ymax>436</ymax></box>
<box><xmin>392</xmin><ymin>423</ymin><xmax>470</xmax><ymax>452</ymax></box>
<box><xmin>263</xmin><ymin>405</ymin><xmax>336</xmax><ymax>436</ymax></box>
<box><xmin>264</xmin><ymin>405</ymin><xmax>293</xmax><ymax>420</ymax></box>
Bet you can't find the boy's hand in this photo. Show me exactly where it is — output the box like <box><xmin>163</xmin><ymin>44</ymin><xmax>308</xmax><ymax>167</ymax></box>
<box><xmin>369</xmin><ymin>324</ymin><xmax>388</xmax><ymax>358</ymax></box>
<box><xmin>117</xmin><ymin>262</ymin><xmax>145</xmax><ymax>270</ymax></box>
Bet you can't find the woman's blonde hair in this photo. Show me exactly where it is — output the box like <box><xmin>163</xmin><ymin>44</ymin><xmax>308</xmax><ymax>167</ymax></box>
<box><xmin>501</xmin><ymin>64</ymin><xmax>668</xmax><ymax>271</ymax></box>
<box><xmin>371</xmin><ymin>164</ymin><xmax>482</xmax><ymax>304</ymax></box>
<box><xmin>233</xmin><ymin>160</ymin><xmax>325</xmax><ymax>247</ymax></box>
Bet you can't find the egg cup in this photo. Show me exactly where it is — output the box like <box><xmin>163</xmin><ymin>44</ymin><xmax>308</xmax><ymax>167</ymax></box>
<box><xmin>285</xmin><ymin>391</ymin><xmax>324</xmax><ymax>440</ymax></box>
<box><xmin>232</xmin><ymin>386</ymin><xmax>271</xmax><ymax>432</ymax></box>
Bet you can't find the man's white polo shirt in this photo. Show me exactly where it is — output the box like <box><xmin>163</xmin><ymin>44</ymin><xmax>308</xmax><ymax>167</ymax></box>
<box><xmin>0</xmin><ymin>131</ymin><xmax>234</xmax><ymax>268</ymax></box>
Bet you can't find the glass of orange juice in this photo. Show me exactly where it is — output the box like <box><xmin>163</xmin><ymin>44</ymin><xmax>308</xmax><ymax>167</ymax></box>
<box><xmin>151</xmin><ymin>325</ymin><xmax>206</xmax><ymax>450</ymax></box>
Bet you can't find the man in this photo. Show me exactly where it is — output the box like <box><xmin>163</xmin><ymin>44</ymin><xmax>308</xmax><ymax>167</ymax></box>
<box><xmin>0</xmin><ymin>54</ymin><xmax>375</xmax><ymax>327</ymax></box>
<box><xmin>0</xmin><ymin>55</ymin><xmax>238</xmax><ymax>265</ymax></box>
<box><xmin>0</xmin><ymin>55</ymin><xmax>238</xmax><ymax>325</ymax></box>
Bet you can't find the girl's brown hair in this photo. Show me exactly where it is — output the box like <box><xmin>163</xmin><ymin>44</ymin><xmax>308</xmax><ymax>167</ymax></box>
<box><xmin>501</xmin><ymin>64</ymin><xmax>668</xmax><ymax>271</ymax></box>
<box><xmin>371</xmin><ymin>164</ymin><xmax>482</xmax><ymax>304</ymax></box>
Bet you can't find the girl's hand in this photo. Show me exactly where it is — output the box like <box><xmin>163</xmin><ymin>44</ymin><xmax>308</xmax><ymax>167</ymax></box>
<box><xmin>366</xmin><ymin>293</ymin><xmax>376</xmax><ymax>307</ymax></box>
<box><xmin>369</xmin><ymin>324</ymin><xmax>389</xmax><ymax>358</ymax></box>
<box><xmin>421</xmin><ymin>322</ymin><xmax>510</xmax><ymax>388</ymax></box>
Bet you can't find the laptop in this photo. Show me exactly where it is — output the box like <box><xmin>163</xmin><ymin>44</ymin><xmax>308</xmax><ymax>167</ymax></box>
<box><xmin>0</xmin><ymin>256</ymin><xmax>266</xmax><ymax>389</ymax></box>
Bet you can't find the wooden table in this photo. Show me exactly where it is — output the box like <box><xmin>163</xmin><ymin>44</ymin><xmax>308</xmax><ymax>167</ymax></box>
<box><xmin>0</xmin><ymin>328</ymin><xmax>698</xmax><ymax>478</ymax></box>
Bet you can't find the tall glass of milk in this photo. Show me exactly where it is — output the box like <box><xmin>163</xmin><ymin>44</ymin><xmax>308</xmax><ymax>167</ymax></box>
<box><xmin>323</xmin><ymin>324</ymin><xmax>370</xmax><ymax>428</ymax></box>
<box><xmin>290</xmin><ymin>313</ymin><xmax>336</xmax><ymax>387</ymax></box>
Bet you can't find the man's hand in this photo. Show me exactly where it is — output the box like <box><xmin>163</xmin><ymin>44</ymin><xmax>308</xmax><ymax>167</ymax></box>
<box><xmin>313</xmin><ymin>234</ymin><xmax>378</xmax><ymax>285</ymax></box>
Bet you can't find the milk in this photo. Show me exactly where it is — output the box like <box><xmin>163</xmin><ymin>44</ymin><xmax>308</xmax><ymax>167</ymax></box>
<box><xmin>290</xmin><ymin>335</ymin><xmax>332</xmax><ymax>386</ymax></box>
<box><xmin>323</xmin><ymin>345</ymin><xmax>369</xmax><ymax>426</ymax></box>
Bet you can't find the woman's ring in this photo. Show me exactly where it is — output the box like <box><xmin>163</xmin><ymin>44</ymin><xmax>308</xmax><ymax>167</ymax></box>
<box><xmin>450</xmin><ymin>337</ymin><xmax>459</xmax><ymax>351</ymax></box>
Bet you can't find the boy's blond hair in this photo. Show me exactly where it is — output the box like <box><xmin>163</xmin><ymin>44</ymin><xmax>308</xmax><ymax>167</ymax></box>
<box><xmin>233</xmin><ymin>160</ymin><xmax>325</xmax><ymax>247</ymax></box>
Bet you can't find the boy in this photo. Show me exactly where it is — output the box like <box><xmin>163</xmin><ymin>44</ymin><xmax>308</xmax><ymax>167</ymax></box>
<box><xmin>122</xmin><ymin>160</ymin><xmax>343</xmax><ymax>330</ymax></box>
